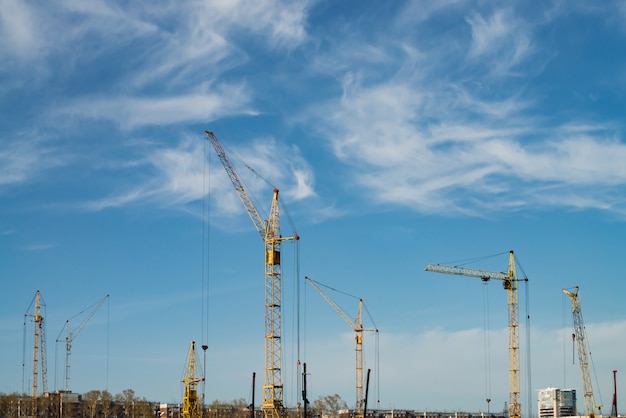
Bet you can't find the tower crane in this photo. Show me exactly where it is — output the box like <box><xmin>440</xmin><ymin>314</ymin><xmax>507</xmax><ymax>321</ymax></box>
<box><xmin>56</xmin><ymin>294</ymin><xmax>109</xmax><ymax>392</ymax></box>
<box><xmin>204</xmin><ymin>131</ymin><xmax>299</xmax><ymax>418</ymax></box>
<box><xmin>304</xmin><ymin>277</ymin><xmax>378</xmax><ymax>418</ymax></box>
<box><xmin>562</xmin><ymin>286</ymin><xmax>600</xmax><ymax>418</ymax></box>
<box><xmin>25</xmin><ymin>290</ymin><xmax>48</xmax><ymax>397</ymax></box>
<box><xmin>424</xmin><ymin>251</ymin><xmax>522</xmax><ymax>418</ymax></box>
<box><xmin>181</xmin><ymin>341</ymin><xmax>204</xmax><ymax>418</ymax></box>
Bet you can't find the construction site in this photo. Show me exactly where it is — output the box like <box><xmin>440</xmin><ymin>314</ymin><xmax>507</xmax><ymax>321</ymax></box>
<box><xmin>5</xmin><ymin>132</ymin><xmax>622</xmax><ymax>418</ymax></box>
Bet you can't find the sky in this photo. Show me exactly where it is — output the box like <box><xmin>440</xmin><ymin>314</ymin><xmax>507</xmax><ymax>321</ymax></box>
<box><xmin>1</xmin><ymin>0</ymin><xmax>626</xmax><ymax>416</ymax></box>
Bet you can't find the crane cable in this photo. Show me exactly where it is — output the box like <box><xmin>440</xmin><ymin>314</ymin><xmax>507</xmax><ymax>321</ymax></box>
<box><xmin>215</xmin><ymin>139</ymin><xmax>271</xmax><ymax>220</ymax></box>
<box><xmin>515</xmin><ymin>256</ymin><xmax>532</xmax><ymax>418</ymax></box>
<box><xmin>306</xmin><ymin>278</ymin><xmax>380</xmax><ymax>409</ymax></box>
<box><xmin>438</xmin><ymin>251</ymin><xmax>510</xmax><ymax>268</ymax></box>
<box><xmin>215</xmin><ymin>136</ymin><xmax>300</xmax><ymax>239</ymax></box>
<box><xmin>218</xmin><ymin>137</ymin><xmax>301</xmax><ymax>405</ymax></box>
<box><xmin>201</xmin><ymin>137</ymin><xmax>213</xmax><ymax>403</ymax></box>
<box><xmin>289</xmin><ymin>235</ymin><xmax>302</xmax><ymax>407</ymax></box>
<box><xmin>482</xmin><ymin>280</ymin><xmax>492</xmax><ymax>411</ymax></box>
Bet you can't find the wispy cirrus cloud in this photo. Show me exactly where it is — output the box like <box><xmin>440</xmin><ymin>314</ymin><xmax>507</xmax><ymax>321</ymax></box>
<box><xmin>305</xmin><ymin>5</ymin><xmax>626</xmax><ymax>217</ymax></box>
<box><xmin>0</xmin><ymin>133</ymin><xmax>66</xmax><ymax>189</ymax></box>
<box><xmin>80</xmin><ymin>134</ymin><xmax>316</xmax><ymax>214</ymax></box>
<box><xmin>316</xmin><ymin>77</ymin><xmax>626</xmax><ymax>215</ymax></box>
<box><xmin>20</xmin><ymin>243</ymin><xmax>58</xmax><ymax>251</ymax></box>
<box><xmin>55</xmin><ymin>84</ymin><xmax>256</xmax><ymax>131</ymax></box>
<box><xmin>1</xmin><ymin>0</ymin><xmax>311</xmax><ymax>200</ymax></box>
<box><xmin>466</xmin><ymin>9</ymin><xmax>533</xmax><ymax>74</ymax></box>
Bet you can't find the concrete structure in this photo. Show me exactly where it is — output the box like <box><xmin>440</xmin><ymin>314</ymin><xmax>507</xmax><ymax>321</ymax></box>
<box><xmin>160</xmin><ymin>403</ymin><xmax>181</xmax><ymax>418</ymax></box>
<box><xmin>538</xmin><ymin>388</ymin><xmax>577</xmax><ymax>418</ymax></box>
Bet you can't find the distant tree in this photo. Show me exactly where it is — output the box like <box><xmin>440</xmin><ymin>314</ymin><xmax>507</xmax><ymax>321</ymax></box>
<box><xmin>101</xmin><ymin>390</ymin><xmax>113</xmax><ymax>418</ymax></box>
<box><xmin>311</xmin><ymin>394</ymin><xmax>347</xmax><ymax>418</ymax></box>
<box><xmin>0</xmin><ymin>392</ymin><xmax>20</xmax><ymax>418</ymax></box>
<box><xmin>230</xmin><ymin>398</ymin><xmax>250</xmax><ymax>418</ymax></box>
<box><xmin>83</xmin><ymin>390</ymin><xmax>102</xmax><ymax>418</ymax></box>
<box><xmin>116</xmin><ymin>389</ymin><xmax>136</xmax><ymax>417</ymax></box>
<box><xmin>206</xmin><ymin>398</ymin><xmax>250</xmax><ymax>418</ymax></box>
<box><xmin>134</xmin><ymin>398</ymin><xmax>153</xmax><ymax>418</ymax></box>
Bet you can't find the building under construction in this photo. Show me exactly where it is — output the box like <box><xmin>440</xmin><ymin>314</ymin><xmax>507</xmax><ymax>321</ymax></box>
<box><xmin>538</xmin><ymin>388</ymin><xmax>577</xmax><ymax>418</ymax></box>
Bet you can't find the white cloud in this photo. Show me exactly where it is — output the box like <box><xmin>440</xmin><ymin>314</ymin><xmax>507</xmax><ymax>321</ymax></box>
<box><xmin>291</xmin><ymin>168</ymin><xmax>316</xmax><ymax>200</ymax></box>
<box><xmin>301</xmin><ymin>319</ymin><xmax>626</xmax><ymax>412</ymax></box>
<box><xmin>20</xmin><ymin>243</ymin><xmax>58</xmax><ymax>251</ymax></box>
<box><xmin>56</xmin><ymin>85</ymin><xmax>254</xmax><ymax>130</ymax></box>
<box><xmin>80</xmin><ymin>134</ymin><xmax>316</xmax><ymax>214</ymax></box>
<box><xmin>200</xmin><ymin>0</ymin><xmax>310</xmax><ymax>49</ymax></box>
<box><xmin>307</xmin><ymin>31</ymin><xmax>626</xmax><ymax>216</ymax></box>
<box><xmin>0</xmin><ymin>133</ymin><xmax>66</xmax><ymax>189</ymax></box>
<box><xmin>466</xmin><ymin>9</ymin><xmax>533</xmax><ymax>75</ymax></box>
<box><xmin>397</xmin><ymin>0</ymin><xmax>463</xmax><ymax>26</ymax></box>
<box><xmin>0</xmin><ymin>0</ymin><xmax>41</xmax><ymax>60</ymax></box>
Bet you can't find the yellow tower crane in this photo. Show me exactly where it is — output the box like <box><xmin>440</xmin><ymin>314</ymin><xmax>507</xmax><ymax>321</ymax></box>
<box><xmin>25</xmin><ymin>290</ymin><xmax>48</xmax><ymax>398</ymax></box>
<box><xmin>562</xmin><ymin>286</ymin><xmax>600</xmax><ymax>418</ymax></box>
<box><xmin>304</xmin><ymin>277</ymin><xmax>377</xmax><ymax>418</ymax></box>
<box><xmin>182</xmin><ymin>341</ymin><xmax>204</xmax><ymax>418</ymax></box>
<box><xmin>424</xmin><ymin>251</ymin><xmax>522</xmax><ymax>418</ymax></box>
<box><xmin>56</xmin><ymin>294</ymin><xmax>109</xmax><ymax>392</ymax></box>
<box><xmin>204</xmin><ymin>131</ymin><xmax>299</xmax><ymax>418</ymax></box>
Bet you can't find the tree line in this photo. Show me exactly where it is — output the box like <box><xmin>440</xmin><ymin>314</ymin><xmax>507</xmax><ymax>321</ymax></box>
<box><xmin>0</xmin><ymin>390</ymin><xmax>348</xmax><ymax>418</ymax></box>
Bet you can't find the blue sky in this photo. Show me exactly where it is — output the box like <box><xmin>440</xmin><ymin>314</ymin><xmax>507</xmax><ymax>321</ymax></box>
<box><xmin>2</xmin><ymin>0</ymin><xmax>626</xmax><ymax>415</ymax></box>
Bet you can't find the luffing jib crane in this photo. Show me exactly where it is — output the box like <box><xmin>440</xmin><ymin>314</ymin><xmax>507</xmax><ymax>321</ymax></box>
<box><xmin>181</xmin><ymin>341</ymin><xmax>204</xmax><ymax>418</ymax></box>
<box><xmin>25</xmin><ymin>290</ymin><xmax>48</xmax><ymax>397</ymax></box>
<box><xmin>424</xmin><ymin>251</ymin><xmax>522</xmax><ymax>418</ymax></box>
<box><xmin>56</xmin><ymin>294</ymin><xmax>109</xmax><ymax>392</ymax></box>
<box><xmin>562</xmin><ymin>286</ymin><xmax>600</xmax><ymax>418</ymax></box>
<box><xmin>304</xmin><ymin>277</ymin><xmax>377</xmax><ymax>417</ymax></box>
<box><xmin>204</xmin><ymin>131</ymin><xmax>299</xmax><ymax>418</ymax></box>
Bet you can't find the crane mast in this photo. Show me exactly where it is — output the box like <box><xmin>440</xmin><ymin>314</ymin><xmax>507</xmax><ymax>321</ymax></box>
<box><xmin>204</xmin><ymin>131</ymin><xmax>299</xmax><ymax>418</ymax></box>
<box><xmin>181</xmin><ymin>341</ymin><xmax>204</xmax><ymax>418</ymax></box>
<box><xmin>57</xmin><ymin>294</ymin><xmax>109</xmax><ymax>392</ymax></box>
<box><xmin>26</xmin><ymin>290</ymin><xmax>48</xmax><ymax>397</ymax></box>
<box><xmin>562</xmin><ymin>286</ymin><xmax>598</xmax><ymax>418</ymax></box>
<box><xmin>304</xmin><ymin>277</ymin><xmax>377</xmax><ymax>417</ymax></box>
<box><xmin>425</xmin><ymin>251</ymin><xmax>521</xmax><ymax>418</ymax></box>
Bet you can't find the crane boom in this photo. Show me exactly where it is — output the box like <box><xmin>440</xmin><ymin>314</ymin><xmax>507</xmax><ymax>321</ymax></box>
<box><xmin>204</xmin><ymin>130</ymin><xmax>299</xmax><ymax>418</ymax></box>
<box><xmin>204</xmin><ymin>130</ymin><xmax>266</xmax><ymax>237</ymax></box>
<box><xmin>425</xmin><ymin>251</ymin><xmax>521</xmax><ymax>418</ymax></box>
<box><xmin>304</xmin><ymin>277</ymin><xmax>376</xmax><ymax>417</ymax></box>
<box><xmin>305</xmin><ymin>277</ymin><xmax>355</xmax><ymax>329</ymax></box>
<box><xmin>563</xmin><ymin>286</ymin><xmax>598</xmax><ymax>418</ymax></box>
<box><xmin>423</xmin><ymin>264</ymin><xmax>508</xmax><ymax>281</ymax></box>
<box><xmin>57</xmin><ymin>294</ymin><xmax>109</xmax><ymax>392</ymax></box>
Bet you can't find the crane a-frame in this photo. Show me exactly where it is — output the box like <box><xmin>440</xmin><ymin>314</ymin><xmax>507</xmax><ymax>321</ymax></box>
<box><xmin>56</xmin><ymin>294</ymin><xmax>109</xmax><ymax>392</ymax></box>
<box><xmin>424</xmin><ymin>251</ymin><xmax>522</xmax><ymax>418</ymax></box>
<box><xmin>204</xmin><ymin>131</ymin><xmax>299</xmax><ymax>418</ymax></box>
<box><xmin>563</xmin><ymin>286</ymin><xmax>600</xmax><ymax>418</ymax></box>
<box><xmin>304</xmin><ymin>277</ymin><xmax>377</xmax><ymax>417</ymax></box>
